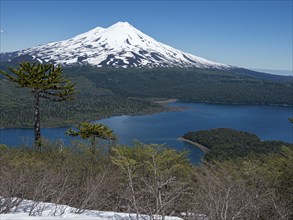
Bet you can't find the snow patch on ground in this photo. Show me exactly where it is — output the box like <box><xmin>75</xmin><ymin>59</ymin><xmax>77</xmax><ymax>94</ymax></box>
<box><xmin>0</xmin><ymin>198</ymin><xmax>183</xmax><ymax>220</ymax></box>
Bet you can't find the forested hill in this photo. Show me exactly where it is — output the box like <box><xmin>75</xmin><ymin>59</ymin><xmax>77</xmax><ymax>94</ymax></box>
<box><xmin>183</xmin><ymin>128</ymin><xmax>293</xmax><ymax>161</ymax></box>
<box><xmin>1</xmin><ymin>65</ymin><xmax>292</xmax><ymax>128</ymax></box>
<box><xmin>64</xmin><ymin>66</ymin><xmax>293</xmax><ymax>105</ymax></box>
<box><xmin>0</xmin><ymin>75</ymin><xmax>165</xmax><ymax>128</ymax></box>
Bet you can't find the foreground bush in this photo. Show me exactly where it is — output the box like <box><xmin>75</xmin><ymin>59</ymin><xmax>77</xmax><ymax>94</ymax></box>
<box><xmin>0</xmin><ymin>141</ymin><xmax>292</xmax><ymax>219</ymax></box>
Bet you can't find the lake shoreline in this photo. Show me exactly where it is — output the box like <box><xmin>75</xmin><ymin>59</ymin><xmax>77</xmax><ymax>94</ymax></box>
<box><xmin>0</xmin><ymin>98</ymin><xmax>183</xmax><ymax>129</ymax></box>
<box><xmin>177</xmin><ymin>137</ymin><xmax>210</xmax><ymax>153</ymax></box>
<box><xmin>1</xmin><ymin>99</ymin><xmax>291</xmax><ymax>129</ymax></box>
<box><xmin>180</xmin><ymin>100</ymin><xmax>293</xmax><ymax>107</ymax></box>
<box><xmin>1</xmin><ymin>102</ymin><xmax>292</xmax><ymax>150</ymax></box>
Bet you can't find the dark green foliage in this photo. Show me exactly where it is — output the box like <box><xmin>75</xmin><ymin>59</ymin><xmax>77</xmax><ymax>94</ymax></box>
<box><xmin>0</xmin><ymin>75</ymin><xmax>164</xmax><ymax>128</ymax></box>
<box><xmin>1</xmin><ymin>66</ymin><xmax>292</xmax><ymax>128</ymax></box>
<box><xmin>72</xmin><ymin>67</ymin><xmax>293</xmax><ymax>106</ymax></box>
<box><xmin>183</xmin><ymin>128</ymin><xmax>293</xmax><ymax>161</ymax></box>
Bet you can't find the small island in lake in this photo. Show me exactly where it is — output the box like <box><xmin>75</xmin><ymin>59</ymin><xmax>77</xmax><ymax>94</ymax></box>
<box><xmin>182</xmin><ymin>128</ymin><xmax>293</xmax><ymax>161</ymax></box>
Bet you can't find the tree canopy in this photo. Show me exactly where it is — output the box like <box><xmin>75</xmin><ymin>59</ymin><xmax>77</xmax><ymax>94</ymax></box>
<box><xmin>66</xmin><ymin>122</ymin><xmax>117</xmax><ymax>141</ymax></box>
<box><xmin>0</xmin><ymin>62</ymin><xmax>76</xmax><ymax>101</ymax></box>
<box><xmin>66</xmin><ymin>122</ymin><xmax>117</xmax><ymax>155</ymax></box>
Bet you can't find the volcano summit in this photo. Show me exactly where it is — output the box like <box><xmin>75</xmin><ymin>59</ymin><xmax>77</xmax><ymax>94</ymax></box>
<box><xmin>1</xmin><ymin>22</ymin><xmax>230</xmax><ymax>69</ymax></box>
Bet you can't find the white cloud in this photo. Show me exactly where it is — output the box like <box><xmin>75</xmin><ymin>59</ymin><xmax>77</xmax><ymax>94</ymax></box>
<box><xmin>0</xmin><ymin>29</ymin><xmax>4</xmax><ymax>33</ymax></box>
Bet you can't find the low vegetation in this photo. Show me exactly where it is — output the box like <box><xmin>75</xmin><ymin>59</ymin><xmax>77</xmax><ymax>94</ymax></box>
<box><xmin>0</xmin><ymin>140</ymin><xmax>292</xmax><ymax>219</ymax></box>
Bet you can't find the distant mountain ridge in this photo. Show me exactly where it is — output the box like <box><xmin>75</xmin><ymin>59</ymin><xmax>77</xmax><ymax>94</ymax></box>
<box><xmin>1</xmin><ymin>22</ymin><xmax>230</xmax><ymax>69</ymax></box>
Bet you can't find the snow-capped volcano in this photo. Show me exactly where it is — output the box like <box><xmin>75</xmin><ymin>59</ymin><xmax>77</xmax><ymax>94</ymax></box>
<box><xmin>1</xmin><ymin>22</ymin><xmax>230</xmax><ymax>68</ymax></box>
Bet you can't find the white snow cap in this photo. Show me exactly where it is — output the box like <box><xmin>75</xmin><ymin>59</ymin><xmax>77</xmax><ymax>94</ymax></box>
<box><xmin>17</xmin><ymin>21</ymin><xmax>230</xmax><ymax>68</ymax></box>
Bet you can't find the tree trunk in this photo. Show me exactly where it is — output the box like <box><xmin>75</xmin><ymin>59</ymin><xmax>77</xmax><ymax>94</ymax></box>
<box><xmin>127</xmin><ymin>167</ymin><xmax>140</xmax><ymax>220</ymax></box>
<box><xmin>91</xmin><ymin>137</ymin><xmax>96</xmax><ymax>155</ymax></box>
<box><xmin>34</xmin><ymin>91</ymin><xmax>41</xmax><ymax>151</ymax></box>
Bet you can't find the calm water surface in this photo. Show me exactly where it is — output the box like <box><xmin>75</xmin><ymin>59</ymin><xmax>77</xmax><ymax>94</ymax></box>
<box><xmin>1</xmin><ymin>102</ymin><xmax>292</xmax><ymax>163</ymax></box>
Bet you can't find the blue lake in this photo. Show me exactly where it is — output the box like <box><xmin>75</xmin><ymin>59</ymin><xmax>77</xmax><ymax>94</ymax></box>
<box><xmin>1</xmin><ymin>102</ymin><xmax>292</xmax><ymax>163</ymax></box>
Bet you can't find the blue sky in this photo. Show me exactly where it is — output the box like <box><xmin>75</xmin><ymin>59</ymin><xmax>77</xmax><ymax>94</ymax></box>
<box><xmin>0</xmin><ymin>0</ymin><xmax>292</xmax><ymax>73</ymax></box>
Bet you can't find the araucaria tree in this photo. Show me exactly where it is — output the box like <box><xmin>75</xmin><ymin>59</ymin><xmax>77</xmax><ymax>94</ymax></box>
<box><xmin>0</xmin><ymin>62</ymin><xmax>76</xmax><ymax>151</ymax></box>
<box><xmin>66</xmin><ymin>122</ymin><xmax>117</xmax><ymax>155</ymax></box>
